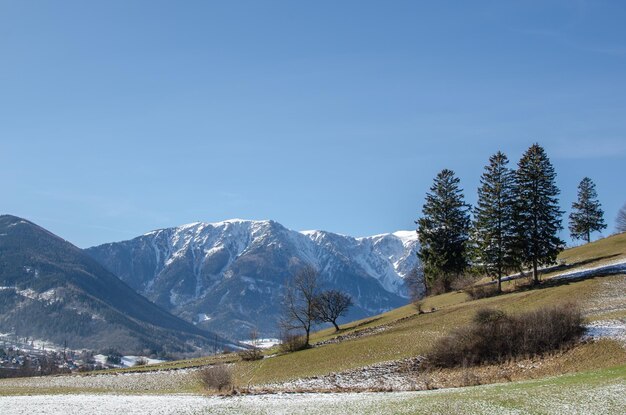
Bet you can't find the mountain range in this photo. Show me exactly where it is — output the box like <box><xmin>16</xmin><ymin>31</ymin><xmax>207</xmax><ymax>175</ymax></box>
<box><xmin>0</xmin><ymin>215</ymin><xmax>233</xmax><ymax>354</ymax></box>
<box><xmin>87</xmin><ymin>219</ymin><xmax>420</xmax><ymax>339</ymax></box>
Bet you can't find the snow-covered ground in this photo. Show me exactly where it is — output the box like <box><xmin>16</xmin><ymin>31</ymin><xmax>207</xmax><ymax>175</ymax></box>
<box><xmin>585</xmin><ymin>320</ymin><xmax>626</xmax><ymax>347</ymax></box>
<box><xmin>550</xmin><ymin>258</ymin><xmax>626</xmax><ymax>281</ymax></box>
<box><xmin>239</xmin><ymin>338</ymin><xmax>280</xmax><ymax>349</ymax></box>
<box><xmin>495</xmin><ymin>258</ymin><xmax>626</xmax><ymax>284</ymax></box>
<box><xmin>93</xmin><ymin>354</ymin><xmax>167</xmax><ymax>368</ymax></box>
<box><xmin>1</xmin><ymin>381</ymin><xmax>625</xmax><ymax>415</ymax></box>
<box><xmin>0</xmin><ymin>368</ymin><xmax>198</xmax><ymax>392</ymax></box>
<box><xmin>0</xmin><ymin>332</ymin><xmax>66</xmax><ymax>353</ymax></box>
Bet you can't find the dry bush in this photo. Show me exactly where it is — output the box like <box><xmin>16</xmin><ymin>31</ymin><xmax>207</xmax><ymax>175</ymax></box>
<box><xmin>451</xmin><ymin>273</ymin><xmax>481</xmax><ymax>291</ymax></box>
<box><xmin>461</xmin><ymin>367</ymin><xmax>482</xmax><ymax>387</ymax></box>
<box><xmin>238</xmin><ymin>329</ymin><xmax>264</xmax><ymax>361</ymax></box>
<box><xmin>427</xmin><ymin>304</ymin><xmax>584</xmax><ymax>368</ymax></box>
<box><xmin>427</xmin><ymin>278</ymin><xmax>448</xmax><ymax>296</ymax></box>
<box><xmin>239</xmin><ymin>348</ymin><xmax>263</xmax><ymax>361</ymax></box>
<box><xmin>134</xmin><ymin>357</ymin><xmax>148</xmax><ymax>366</ymax></box>
<box><xmin>197</xmin><ymin>364</ymin><xmax>233</xmax><ymax>392</ymax></box>
<box><xmin>413</xmin><ymin>299</ymin><xmax>425</xmax><ymax>314</ymax></box>
<box><xmin>464</xmin><ymin>284</ymin><xmax>499</xmax><ymax>300</ymax></box>
<box><xmin>279</xmin><ymin>332</ymin><xmax>308</xmax><ymax>353</ymax></box>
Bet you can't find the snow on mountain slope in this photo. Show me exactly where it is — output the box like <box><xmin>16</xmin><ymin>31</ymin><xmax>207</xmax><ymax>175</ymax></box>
<box><xmin>87</xmin><ymin>220</ymin><xmax>419</xmax><ymax>339</ymax></box>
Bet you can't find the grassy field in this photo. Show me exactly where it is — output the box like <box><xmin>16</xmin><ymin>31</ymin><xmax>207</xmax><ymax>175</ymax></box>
<box><xmin>218</xmin><ymin>364</ymin><xmax>626</xmax><ymax>415</ymax></box>
<box><xmin>2</xmin><ymin>365</ymin><xmax>624</xmax><ymax>414</ymax></box>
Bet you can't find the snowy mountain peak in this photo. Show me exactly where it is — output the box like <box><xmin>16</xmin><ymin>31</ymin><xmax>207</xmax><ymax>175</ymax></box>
<box><xmin>88</xmin><ymin>220</ymin><xmax>421</xmax><ymax>338</ymax></box>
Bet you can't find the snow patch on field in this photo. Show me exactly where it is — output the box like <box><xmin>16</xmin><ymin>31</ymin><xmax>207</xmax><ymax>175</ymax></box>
<box><xmin>585</xmin><ymin>320</ymin><xmax>626</xmax><ymax>347</ymax></box>
<box><xmin>240</xmin><ymin>338</ymin><xmax>280</xmax><ymax>349</ymax></box>
<box><xmin>550</xmin><ymin>259</ymin><xmax>626</xmax><ymax>281</ymax></box>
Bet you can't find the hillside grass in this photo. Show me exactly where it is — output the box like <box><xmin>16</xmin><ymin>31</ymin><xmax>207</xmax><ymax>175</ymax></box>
<box><xmin>233</xmin><ymin>273</ymin><xmax>626</xmax><ymax>386</ymax></box>
<box><xmin>230</xmin><ymin>235</ymin><xmax>626</xmax><ymax>385</ymax></box>
<box><xmin>14</xmin><ymin>232</ymin><xmax>622</xmax><ymax>393</ymax></box>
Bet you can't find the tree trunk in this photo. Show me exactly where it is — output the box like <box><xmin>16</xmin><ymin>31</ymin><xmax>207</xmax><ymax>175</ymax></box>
<box><xmin>497</xmin><ymin>276</ymin><xmax>502</xmax><ymax>293</ymax></box>
<box><xmin>332</xmin><ymin>321</ymin><xmax>340</xmax><ymax>332</ymax></box>
<box><xmin>533</xmin><ymin>257</ymin><xmax>539</xmax><ymax>285</ymax></box>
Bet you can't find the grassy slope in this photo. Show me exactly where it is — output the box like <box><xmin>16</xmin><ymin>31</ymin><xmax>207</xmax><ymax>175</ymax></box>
<box><xmin>233</xmin><ymin>233</ymin><xmax>626</xmax><ymax>385</ymax></box>
<box><xmin>85</xmin><ymin>232</ymin><xmax>626</xmax><ymax>386</ymax></box>
<box><xmin>3</xmin><ymin>233</ymin><xmax>623</xmax><ymax>396</ymax></box>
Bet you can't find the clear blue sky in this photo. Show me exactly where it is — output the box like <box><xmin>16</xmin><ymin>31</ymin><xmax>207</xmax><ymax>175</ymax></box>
<box><xmin>1</xmin><ymin>1</ymin><xmax>625</xmax><ymax>248</ymax></box>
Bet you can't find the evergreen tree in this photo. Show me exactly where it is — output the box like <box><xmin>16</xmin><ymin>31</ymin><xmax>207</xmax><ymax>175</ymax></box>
<box><xmin>568</xmin><ymin>177</ymin><xmax>606</xmax><ymax>243</ymax></box>
<box><xmin>473</xmin><ymin>151</ymin><xmax>518</xmax><ymax>292</ymax></box>
<box><xmin>514</xmin><ymin>144</ymin><xmax>564</xmax><ymax>285</ymax></box>
<box><xmin>416</xmin><ymin>169</ymin><xmax>471</xmax><ymax>293</ymax></box>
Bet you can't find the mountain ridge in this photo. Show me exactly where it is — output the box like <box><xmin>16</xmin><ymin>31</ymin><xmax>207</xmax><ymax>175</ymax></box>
<box><xmin>0</xmin><ymin>214</ymin><xmax>234</xmax><ymax>354</ymax></box>
<box><xmin>87</xmin><ymin>219</ymin><xmax>420</xmax><ymax>339</ymax></box>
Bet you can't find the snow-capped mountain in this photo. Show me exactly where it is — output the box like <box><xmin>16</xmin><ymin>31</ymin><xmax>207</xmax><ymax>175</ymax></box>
<box><xmin>87</xmin><ymin>220</ymin><xmax>420</xmax><ymax>339</ymax></box>
<box><xmin>0</xmin><ymin>215</ymin><xmax>233</xmax><ymax>354</ymax></box>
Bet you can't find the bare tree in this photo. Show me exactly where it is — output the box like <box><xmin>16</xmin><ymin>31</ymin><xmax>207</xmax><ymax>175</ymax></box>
<box><xmin>404</xmin><ymin>264</ymin><xmax>426</xmax><ymax>304</ymax></box>
<box><xmin>239</xmin><ymin>328</ymin><xmax>263</xmax><ymax>361</ymax></box>
<box><xmin>281</xmin><ymin>266</ymin><xmax>319</xmax><ymax>347</ymax></box>
<box><xmin>617</xmin><ymin>203</ymin><xmax>626</xmax><ymax>234</ymax></box>
<box><xmin>313</xmin><ymin>290</ymin><xmax>353</xmax><ymax>331</ymax></box>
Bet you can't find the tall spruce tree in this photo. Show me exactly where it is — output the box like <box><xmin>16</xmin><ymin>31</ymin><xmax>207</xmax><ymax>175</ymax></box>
<box><xmin>416</xmin><ymin>169</ymin><xmax>471</xmax><ymax>293</ymax></box>
<box><xmin>569</xmin><ymin>177</ymin><xmax>606</xmax><ymax>243</ymax></box>
<box><xmin>473</xmin><ymin>151</ymin><xmax>517</xmax><ymax>292</ymax></box>
<box><xmin>514</xmin><ymin>143</ymin><xmax>564</xmax><ymax>285</ymax></box>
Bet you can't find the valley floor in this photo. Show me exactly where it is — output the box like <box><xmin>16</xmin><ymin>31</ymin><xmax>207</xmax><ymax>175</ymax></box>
<box><xmin>1</xmin><ymin>364</ymin><xmax>624</xmax><ymax>415</ymax></box>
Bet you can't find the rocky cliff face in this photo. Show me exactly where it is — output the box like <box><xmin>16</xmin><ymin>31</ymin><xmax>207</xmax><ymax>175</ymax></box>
<box><xmin>87</xmin><ymin>219</ymin><xmax>420</xmax><ymax>339</ymax></box>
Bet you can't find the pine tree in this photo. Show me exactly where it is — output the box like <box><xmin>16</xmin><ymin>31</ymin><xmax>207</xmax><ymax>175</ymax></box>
<box><xmin>514</xmin><ymin>144</ymin><xmax>564</xmax><ymax>285</ymax></box>
<box><xmin>568</xmin><ymin>177</ymin><xmax>606</xmax><ymax>243</ymax></box>
<box><xmin>473</xmin><ymin>151</ymin><xmax>518</xmax><ymax>292</ymax></box>
<box><xmin>416</xmin><ymin>169</ymin><xmax>471</xmax><ymax>293</ymax></box>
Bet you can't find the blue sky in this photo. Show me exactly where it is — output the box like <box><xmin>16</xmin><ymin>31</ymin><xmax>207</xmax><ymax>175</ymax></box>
<box><xmin>1</xmin><ymin>1</ymin><xmax>625</xmax><ymax>248</ymax></box>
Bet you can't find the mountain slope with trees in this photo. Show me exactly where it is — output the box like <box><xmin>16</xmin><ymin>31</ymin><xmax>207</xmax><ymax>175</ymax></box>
<box><xmin>0</xmin><ymin>215</ymin><xmax>232</xmax><ymax>354</ymax></box>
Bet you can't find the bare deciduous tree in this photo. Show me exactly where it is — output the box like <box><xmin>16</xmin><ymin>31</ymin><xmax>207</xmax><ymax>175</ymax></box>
<box><xmin>617</xmin><ymin>203</ymin><xmax>626</xmax><ymax>234</ymax></box>
<box><xmin>280</xmin><ymin>266</ymin><xmax>319</xmax><ymax>347</ymax></box>
<box><xmin>313</xmin><ymin>290</ymin><xmax>353</xmax><ymax>331</ymax></box>
<box><xmin>404</xmin><ymin>264</ymin><xmax>426</xmax><ymax>305</ymax></box>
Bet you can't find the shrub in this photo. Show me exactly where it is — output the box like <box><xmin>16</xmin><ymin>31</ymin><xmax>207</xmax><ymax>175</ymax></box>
<box><xmin>279</xmin><ymin>333</ymin><xmax>308</xmax><ymax>353</ymax></box>
<box><xmin>197</xmin><ymin>364</ymin><xmax>233</xmax><ymax>392</ymax></box>
<box><xmin>239</xmin><ymin>328</ymin><xmax>264</xmax><ymax>361</ymax></box>
<box><xmin>464</xmin><ymin>284</ymin><xmax>499</xmax><ymax>300</ymax></box>
<box><xmin>413</xmin><ymin>299</ymin><xmax>425</xmax><ymax>314</ymax></box>
<box><xmin>427</xmin><ymin>304</ymin><xmax>583</xmax><ymax>367</ymax></box>
<box><xmin>238</xmin><ymin>348</ymin><xmax>263</xmax><ymax>361</ymax></box>
<box><xmin>451</xmin><ymin>273</ymin><xmax>481</xmax><ymax>291</ymax></box>
<box><xmin>134</xmin><ymin>357</ymin><xmax>148</xmax><ymax>366</ymax></box>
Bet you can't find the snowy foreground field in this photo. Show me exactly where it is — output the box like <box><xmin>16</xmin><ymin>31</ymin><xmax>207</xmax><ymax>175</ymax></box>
<box><xmin>1</xmin><ymin>365</ymin><xmax>625</xmax><ymax>415</ymax></box>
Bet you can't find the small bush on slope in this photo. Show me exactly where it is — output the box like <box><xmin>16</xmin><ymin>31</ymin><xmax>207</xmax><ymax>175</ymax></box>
<box><xmin>427</xmin><ymin>304</ymin><xmax>584</xmax><ymax>367</ymax></box>
<box><xmin>197</xmin><ymin>364</ymin><xmax>233</xmax><ymax>392</ymax></box>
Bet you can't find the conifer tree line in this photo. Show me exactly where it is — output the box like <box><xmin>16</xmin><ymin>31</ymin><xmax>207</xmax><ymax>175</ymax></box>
<box><xmin>416</xmin><ymin>143</ymin><xmax>608</xmax><ymax>293</ymax></box>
